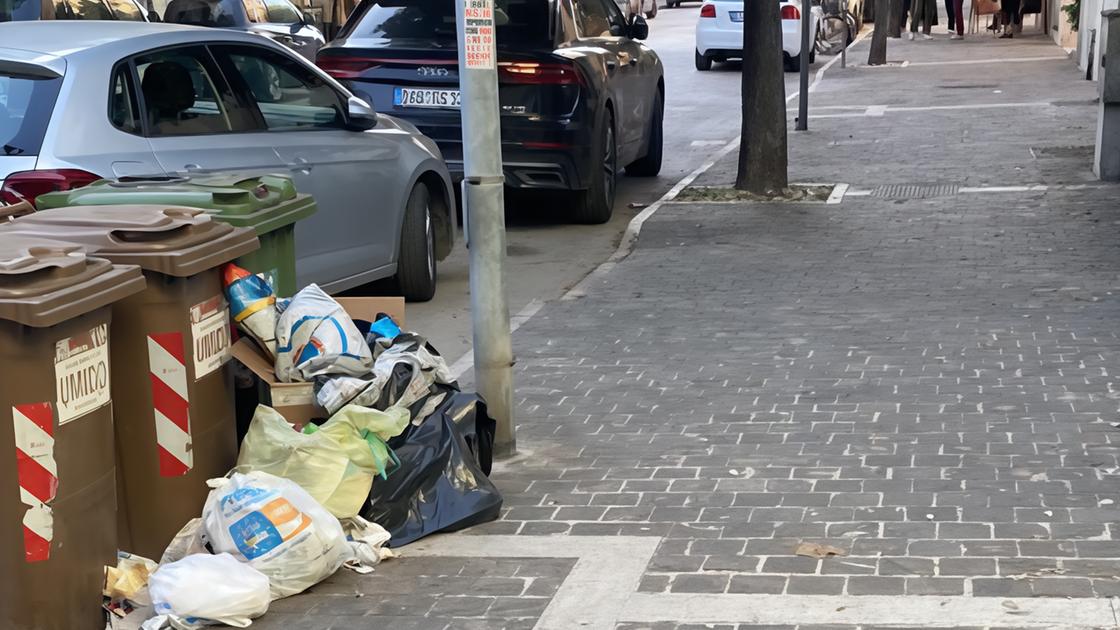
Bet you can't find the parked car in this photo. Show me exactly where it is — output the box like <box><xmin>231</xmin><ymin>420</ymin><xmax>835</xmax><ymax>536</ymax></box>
<box><xmin>161</xmin><ymin>0</ymin><xmax>325</xmax><ymax>60</ymax></box>
<box><xmin>317</xmin><ymin>0</ymin><xmax>664</xmax><ymax>224</ymax></box>
<box><xmin>694</xmin><ymin>0</ymin><xmax>820</xmax><ymax>71</ymax></box>
<box><xmin>0</xmin><ymin>22</ymin><xmax>455</xmax><ymax>301</ymax></box>
<box><xmin>0</xmin><ymin>0</ymin><xmax>154</xmax><ymax>21</ymax></box>
<box><xmin>665</xmin><ymin>0</ymin><xmax>697</xmax><ymax>7</ymax></box>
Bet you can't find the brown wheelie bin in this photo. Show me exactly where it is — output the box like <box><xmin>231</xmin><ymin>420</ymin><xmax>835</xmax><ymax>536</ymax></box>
<box><xmin>0</xmin><ymin>236</ymin><xmax>145</xmax><ymax>630</ymax></box>
<box><xmin>3</xmin><ymin>205</ymin><xmax>259</xmax><ymax>558</ymax></box>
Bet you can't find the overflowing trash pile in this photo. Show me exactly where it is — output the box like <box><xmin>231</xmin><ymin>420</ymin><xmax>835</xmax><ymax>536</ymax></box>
<box><xmin>104</xmin><ymin>265</ymin><xmax>502</xmax><ymax>629</ymax></box>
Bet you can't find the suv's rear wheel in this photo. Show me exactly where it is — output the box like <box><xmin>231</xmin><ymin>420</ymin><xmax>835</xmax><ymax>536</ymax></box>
<box><xmin>572</xmin><ymin>111</ymin><xmax>617</xmax><ymax>224</ymax></box>
<box><xmin>394</xmin><ymin>184</ymin><xmax>437</xmax><ymax>301</ymax></box>
<box><xmin>627</xmin><ymin>93</ymin><xmax>663</xmax><ymax>177</ymax></box>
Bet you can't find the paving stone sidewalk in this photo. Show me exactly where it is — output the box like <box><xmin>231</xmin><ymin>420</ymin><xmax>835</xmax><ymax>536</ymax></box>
<box><xmin>253</xmin><ymin>33</ymin><xmax>1119</xmax><ymax>630</ymax></box>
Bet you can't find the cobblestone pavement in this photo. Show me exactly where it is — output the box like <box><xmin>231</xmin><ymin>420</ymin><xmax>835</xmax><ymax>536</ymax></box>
<box><xmin>252</xmin><ymin>33</ymin><xmax>1119</xmax><ymax>630</ymax></box>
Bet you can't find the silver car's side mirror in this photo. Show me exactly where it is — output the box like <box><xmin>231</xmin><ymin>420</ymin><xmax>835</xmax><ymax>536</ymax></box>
<box><xmin>346</xmin><ymin>96</ymin><xmax>378</xmax><ymax>130</ymax></box>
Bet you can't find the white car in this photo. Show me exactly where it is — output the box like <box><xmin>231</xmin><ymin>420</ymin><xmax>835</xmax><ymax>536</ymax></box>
<box><xmin>695</xmin><ymin>0</ymin><xmax>820</xmax><ymax>71</ymax></box>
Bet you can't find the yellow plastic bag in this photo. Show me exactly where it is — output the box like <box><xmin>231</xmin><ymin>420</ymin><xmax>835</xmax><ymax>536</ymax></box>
<box><xmin>236</xmin><ymin>404</ymin><xmax>410</xmax><ymax>519</ymax></box>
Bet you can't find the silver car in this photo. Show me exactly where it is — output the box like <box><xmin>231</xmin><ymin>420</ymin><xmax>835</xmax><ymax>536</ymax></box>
<box><xmin>0</xmin><ymin>21</ymin><xmax>455</xmax><ymax>301</ymax></box>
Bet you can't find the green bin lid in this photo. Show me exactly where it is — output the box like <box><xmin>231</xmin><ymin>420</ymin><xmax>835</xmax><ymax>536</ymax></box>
<box><xmin>36</xmin><ymin>173</ymin><xmax>317</xmax><ymax>237</ymax></box>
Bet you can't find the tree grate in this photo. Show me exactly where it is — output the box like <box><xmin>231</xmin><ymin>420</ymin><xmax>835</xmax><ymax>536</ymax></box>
<box><xmin>870</xmin><ymin>184</ymin><xmax>960</xmax><ymax>199</ymax></box>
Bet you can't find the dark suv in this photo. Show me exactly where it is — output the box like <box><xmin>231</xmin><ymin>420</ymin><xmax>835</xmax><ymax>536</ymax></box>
<box><xmin>317</xmin><ymin>0</ymin><xmax>664</xmax><ymax>224</ymax></box>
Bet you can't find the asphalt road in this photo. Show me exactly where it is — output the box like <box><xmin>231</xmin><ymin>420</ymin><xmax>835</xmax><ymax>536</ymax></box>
<box><xmin>375</xmin><ymin>6</ymin><xmax>821</xmax><ymax>367</ymax></box>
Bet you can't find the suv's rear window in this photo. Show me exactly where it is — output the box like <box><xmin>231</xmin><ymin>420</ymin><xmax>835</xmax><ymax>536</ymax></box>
<box><xmin>341</xmin><ymin>0</ymin><xmax>549</xmax><ymax>48</ymax></box>
<box><xmin>0</xmin><ymin>74</ymin><xmax>62</xmax><ymax>157</ymax></box>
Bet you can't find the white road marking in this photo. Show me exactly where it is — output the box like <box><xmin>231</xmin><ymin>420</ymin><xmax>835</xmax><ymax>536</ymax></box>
<box><xmin>905</xmin><ymin>55</ymin><xmax>1070</xmax><ymax>66</ymax></box>
<box><xmin>622</xmin><ymin>593</ymin><xmax>1118</xmax><ymax>628</ymax></box>
<box><xmin>404</xmin><ymin>534</ymin><xmax>660</xmax><ymax>630</ymax></box>
<box><xmin>401</xmin><ymin>534</ymin><xmax>1117</xmax><ymax>629</ymax></box>
<box><xmin>828</xmin><ymin>182</ymin><xmax>849</xmax><ymax>204</ymax></box>
<box><xmin>448</xmin><ymin>298</ymin><xmax>545</xmax><ymax>380</ymax></box>
<box><xmin>809</xmin><ymin>28</ymin><xmax>873</xmax><ymax>92</ymax></box>
<box><xmin>959</xmin><ymin>185</ymin><xmax>1049</xmax><ymax>193</ymax></box>
<box><xmin>803</xmin><ymin>100</ymin><xmax>1055</xmax><ymax>118</ymax></box>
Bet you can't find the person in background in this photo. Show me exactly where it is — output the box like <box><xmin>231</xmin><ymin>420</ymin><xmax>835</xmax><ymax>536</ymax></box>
<box><xmin>908</xmin><ymin>0</ymin><xmax>937</xmax><ymax>39</ymax></box>
<box><xmin>949</xmin><ymin>0</ymin><xmax>964</xmax><ymax>38</ymax></box>
<box><xmin>944</xmin><ymin>0</ymin><xmax>954</xmax><ymax>32</ymax></box>
<box><xmin>999</xmin><ymin>0</ymin><xmax>1020</xmax><ymax>37</ymax></box>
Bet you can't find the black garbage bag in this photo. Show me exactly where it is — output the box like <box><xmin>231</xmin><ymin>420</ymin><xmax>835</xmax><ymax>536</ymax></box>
<box><xmin>361</xmin><ymin>392</ymin><xmax>502</xmax><ymax>546</ymax></box>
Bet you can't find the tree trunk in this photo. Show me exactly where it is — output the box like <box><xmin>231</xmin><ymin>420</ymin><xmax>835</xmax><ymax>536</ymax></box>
<box><xmin>868</xmin><ymin>0</ymin><xmax>892</xmax><ymax>63</ymax></box>
<box><xmin>735</xmin><ymin>0</ymin><xmax>788</xmax><ymax>195</ymax></box>
<box><xmin>889</xmin><ymin>0</ymin><xmax>904</xmax><ymax>36</ymax></box>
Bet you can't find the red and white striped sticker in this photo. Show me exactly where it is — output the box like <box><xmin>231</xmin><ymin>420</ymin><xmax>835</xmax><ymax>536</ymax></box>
<box><xmin>147</xmin><ymin>332</ymin><xmax>193</xmax><ymax>477</ymax></box>
<box><xmin>12</xmin><ymin>402</ymin><xmax>56</xmax><ymax>563</ymax></box>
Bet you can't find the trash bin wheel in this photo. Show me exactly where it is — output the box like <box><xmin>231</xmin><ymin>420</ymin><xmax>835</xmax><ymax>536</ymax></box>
<box><xmin>395</xmin><ymin>184</ymin><xmax>438</xmax><ymax>302</ymax></box>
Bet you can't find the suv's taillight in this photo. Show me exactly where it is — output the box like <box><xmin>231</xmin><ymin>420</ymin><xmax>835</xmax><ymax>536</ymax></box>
<box><xmin>780</xmin><ymin>4</ymin><xmax>801</xmax><ymax>19</ymax></box>
<box><xmin>316</xmin><ymin>56</ymin><xmax>383</xmax><ymax>79</ymax></box>
<box><xmin>1</xmin><ymin>169</ymin><xmax>100</xmax><ymax>206</ymax></box>
<box><xmin>497</xmin><ymin>62</ymin><xmax>586</xmax><ymax>86</ymax></box>
<box><xmin>700</xmin><ymin>3</ymin><xmax>716</xmax><ymax>17</ymax></box>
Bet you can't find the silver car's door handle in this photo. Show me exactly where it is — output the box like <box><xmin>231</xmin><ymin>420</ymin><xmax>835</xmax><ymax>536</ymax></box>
<box><xmin>183</xmin><ymin>163</ymin><xmax>202</xmax><ymax>172</ymax></box>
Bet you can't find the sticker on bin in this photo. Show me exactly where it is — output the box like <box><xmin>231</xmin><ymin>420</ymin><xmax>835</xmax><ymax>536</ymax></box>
<box><xmin>148</xmin><ymin>332</ymin><xmax>193</xmax><ymax>477</ymax></box>
<box><xmin>12</xmin><ymin>402</ymin><xmax>56</xmax><ymax>563</ymax></box>
<box><xmin>191</xmin><ymin>295</ymin><xmax>231</xmax><ymax>380</ymax></box>
<box><xmin>54</xmin><ymin>324</ymin><xmax>110</xmax><ymax>425</ymax></box>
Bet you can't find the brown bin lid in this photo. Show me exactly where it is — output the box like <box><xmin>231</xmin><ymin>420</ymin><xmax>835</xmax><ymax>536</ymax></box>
<box><xmin>4</xmin><ymin>205</ymin><xmax>260</xmax><ymax>277</ymax></box>
<box><xmin>0</xmin><ymin>234</ymin><xmax>146</xmax><ymax>327</ymax></box>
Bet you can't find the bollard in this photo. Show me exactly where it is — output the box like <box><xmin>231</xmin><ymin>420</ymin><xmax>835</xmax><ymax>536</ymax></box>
<box><xmin>1095</xmin><ymin>9</ymin><xmax>1120</xmax><ymax>180</ymax></box>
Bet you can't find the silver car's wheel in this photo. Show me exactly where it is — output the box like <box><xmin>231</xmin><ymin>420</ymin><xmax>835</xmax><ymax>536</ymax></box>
<box><xmin>394</xmin><ymin>185</ymin><xmax>437</xmax><ymax>302</ymax></box>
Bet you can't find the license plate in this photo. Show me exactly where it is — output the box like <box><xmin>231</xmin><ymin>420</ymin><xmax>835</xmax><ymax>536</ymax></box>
<box><xmin>729</xmin><ymin>10</ymin><xmax>743</xmax><ymax>20</ymax></box>
<box><xmin>393</xmin><ymin>87</ymin><xmax>461</xmax><ymax>109</ymax></box>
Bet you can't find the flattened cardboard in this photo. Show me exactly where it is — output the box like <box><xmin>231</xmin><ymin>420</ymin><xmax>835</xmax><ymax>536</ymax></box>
<box><xmin>231</xmin><ymin>296</ymin><xmax>406</xmax><ymax>424</ymax></box>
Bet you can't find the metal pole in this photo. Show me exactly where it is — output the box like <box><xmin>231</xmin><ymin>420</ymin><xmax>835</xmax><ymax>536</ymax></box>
<box><xmin>841</xmin><ymin>0</ymin><xmax>848</xmax><ymax>68</ymax></box>
<box><xmin>797</xmin><ymin>0</ymin><xmax>810</xmax><ymax>130</ymax></box>
<box><xmin>456</xmin><ymin>0</ymin><xmax>516</xmax><ymax>456</ymax></box>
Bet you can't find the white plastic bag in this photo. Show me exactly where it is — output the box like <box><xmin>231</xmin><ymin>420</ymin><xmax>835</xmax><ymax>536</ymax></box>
<box><xmin>143</xmin><ymin>553</ymin><xmax>270</xmax><ymax>629</ymax></box>
<box><xmin>341</xmin><ymin>516</ymin><xmax>395</xmax><ymax>572</ymax></box>
<box><xmin>274</xmin><ymin>284</ymin><xmax>372</xmax><ymax>382</ymax></box>
<box><xmin>201</xmin><ymin>471</ymin><xmax>351</xmax><ymax>599</ymax></box>
<box><xmin>236</xmin><ymin>405</ymin><xmax>409</xmax><ymax>518</ymax></box>
<box><xmin>160</xmin><ymin>518</ymin><xmax>207</xmax><ymax>565</ymax></box>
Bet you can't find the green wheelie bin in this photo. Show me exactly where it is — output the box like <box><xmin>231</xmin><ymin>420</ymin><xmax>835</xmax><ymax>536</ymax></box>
<box><xmin>36</xmin><ymin>174</ymin><xmax>316</xmax><ymax>297</ymax></box>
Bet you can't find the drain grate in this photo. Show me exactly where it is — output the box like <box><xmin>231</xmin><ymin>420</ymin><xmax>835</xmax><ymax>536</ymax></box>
<box><xmin>870</xmin><ymin>183</ymin><xmax>959</xmax><ymax>199</ymax></box>
<box><xmin>1030</xmin><ymin>145</ymin><xmax>1094</xmax><ymax>159</ymax></box>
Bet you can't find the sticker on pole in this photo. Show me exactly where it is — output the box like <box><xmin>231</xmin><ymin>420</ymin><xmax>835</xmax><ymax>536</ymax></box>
<box><xmin>54</xmin><ymin>324</ymin><xmax>110</xmax><ymax>425</ymax></box>
<box><xmin>463</xmin><ymin>0</ymin><xmax>496</xmax><ymax>69</ymax></box>
<box><xmin>12</xmin><ymin>402</ymin><xmax>56</xmax><ymax>562</ymax></box>
<box><xmin>190</xmin><ymin>295</ymin><xmax>231</xmax><ymax>379</ymax></box>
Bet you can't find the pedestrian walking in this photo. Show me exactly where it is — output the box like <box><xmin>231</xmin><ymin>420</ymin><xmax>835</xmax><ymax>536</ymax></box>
<box><xmin>944</xmin><ymin>0</ymin><xmax>954</xmax><ymax>31</ymax></box>
<box><xmin>907</xmin><ymin>0</ymin><xmax>937</xmax><ymax>38</ymax></box>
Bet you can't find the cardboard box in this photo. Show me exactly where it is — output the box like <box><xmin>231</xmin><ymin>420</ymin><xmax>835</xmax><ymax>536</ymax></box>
<box><xmin>231</xmin><ymin>296</ymin><xmax>405</xmax><ymax>424</ymax></box>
